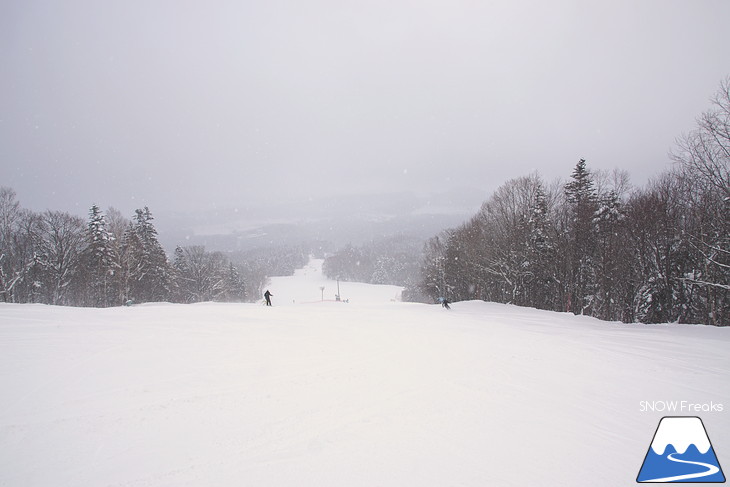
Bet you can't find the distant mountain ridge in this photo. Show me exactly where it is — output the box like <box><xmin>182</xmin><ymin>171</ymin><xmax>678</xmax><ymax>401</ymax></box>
<box><xmin>155</xmin><ymin>189</ymin><xmax>485</xmax><ymax>252</ymax></box>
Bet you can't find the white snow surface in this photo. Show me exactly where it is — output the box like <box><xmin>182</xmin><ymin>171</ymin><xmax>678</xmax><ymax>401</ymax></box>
<box><xmin>1</xmin><ymin>259</ymin><xmax>728</xmax><ymax>486</ymax></box>
<box><xmin>267</xmin><ymin>259</ymin><xmax>403</xmax><ymax>305</ymax></box>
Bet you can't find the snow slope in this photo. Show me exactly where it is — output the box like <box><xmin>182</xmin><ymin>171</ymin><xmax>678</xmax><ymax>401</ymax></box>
<box><xmin>1</xmin><ymin>260</ymin><xmax>728</xmax><ymax>486</ymax></box>
<box><xmin>267</xmin><ymin>258</ymin><xmax>403</xmax><ymax>305</ymax></box>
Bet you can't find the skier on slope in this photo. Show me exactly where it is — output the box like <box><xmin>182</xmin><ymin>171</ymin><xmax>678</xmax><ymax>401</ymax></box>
<box><xmin>264</xmin><ymin>289</ymin><xmax>273</xmax><ymax>306</ymax></box>
<box><xmin>438</xmin><ymin>296</ymin><xmax>451</xmax><ymax>310</ymax></box>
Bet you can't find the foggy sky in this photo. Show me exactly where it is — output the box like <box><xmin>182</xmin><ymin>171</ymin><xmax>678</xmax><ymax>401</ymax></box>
<box><xmin>2</xmin><ymin>0</ymin><xmax>729</xmax><ymax>216</ymax></box>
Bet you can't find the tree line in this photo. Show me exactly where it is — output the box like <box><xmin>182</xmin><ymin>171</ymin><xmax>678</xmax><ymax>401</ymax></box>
<box><xmin>418</xmin><ymin>79</ymin><xmax>729</xmax><ymax>325</ymax></box>
<box><xmin>0</xmin><ymin>198</ymin><xmax>249</xmax><ymax>306</ymax></box>
<box><xmin>322</xmin><ymin>235</ymin><xmax>422</xmax><ymax>289</ymax></box>
<box><xmin>227</xmin><ymin>245</ymin><xmax>310</xmax><ymax>299</ymax></box>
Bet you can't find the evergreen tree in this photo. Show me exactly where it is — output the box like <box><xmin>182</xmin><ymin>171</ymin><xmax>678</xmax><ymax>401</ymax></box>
<box><xmin>222</xmin><ymin>262</ymin><xmax>246</xmax><ymax>302</ymax></box>
<box><xmin>592</xmin><ymin>190</ymin><xmax>624</xmax><ymax>320</ymax></box>
<box><xmin>79</xmin><ymin>205</ymin><xmax>117</xmax><ymax>306</ymax></box>
<box><xmin>525</xmin><ymin>183</ymin><xmax>558</xmax><ymax>310</ymax></box>
<box><xmin>123</xmin><ymin>207</ymin><xmax>171</xmax><ymax>303</ymax></box>
<box><xmin>171</xmin><ymin>245</ymin><xmax>190</xmax><ymax>303</ymax></box>
<box><xmin>564</xmin><ymin>159</ymin><xmax>599</xmax><ymax>314</ymax></box>
<box><xmin>371</xmin><ymin>256</ymin><xmax>395</xmax><ymax>285</ymax></box>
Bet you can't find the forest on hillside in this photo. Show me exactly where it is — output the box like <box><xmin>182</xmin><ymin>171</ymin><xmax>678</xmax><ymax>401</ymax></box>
<box><xmin>1</xmin><ymin>79</ymin><xmax>727</xmax><ymax>325</ymax></box>
<box><xmin>416</xmin><ymin>80</ymin><xmax>729</xmax><ymax>325</ymax></box>
<box><xmin>0</xmin><ymin>197</ymin><xmax>310</xmax><ymax>307</ymax></box>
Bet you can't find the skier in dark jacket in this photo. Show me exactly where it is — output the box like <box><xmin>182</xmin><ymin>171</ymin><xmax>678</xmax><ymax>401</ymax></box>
<box><xmin>264</xmin><ymin>290</ymin><xmax>273</xmax><ymax>306</ymax></box>
<box><xmin>438</xmin><ymin>297</ymin><xmax>451</xmax><ymax>309</ymax></box>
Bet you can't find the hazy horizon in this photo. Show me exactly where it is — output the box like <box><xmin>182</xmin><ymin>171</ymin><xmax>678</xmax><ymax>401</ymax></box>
<box><xmin>2</xmin><ymin>1</ymin><xmax>729</xmax><ymax>216</ymax></box>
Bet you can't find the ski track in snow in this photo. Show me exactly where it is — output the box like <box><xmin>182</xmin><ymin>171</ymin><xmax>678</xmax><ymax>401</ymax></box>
<box><xmin>0</xmin><ymin>260</ymin><xmax>728</xmax><ymax>487</ymax></box>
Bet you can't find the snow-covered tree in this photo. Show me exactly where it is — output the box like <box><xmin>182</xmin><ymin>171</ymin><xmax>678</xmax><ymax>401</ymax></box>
<box><xmin>670</xmin><ymin>78</ymin><xmax>730</xmax><ymax>325</ymax></box>
<box><xmin>592</xmin><ymin>190</ymin><xmax>625</xmax><ymax>320</ymax></box>
<box><xmin>524</xmin><ymin>182</ymin><xmax>559</xmax><ymax>310</ymax></box>
<box><xmin>122</xmin><ymin>207</ymin><xmax>172</xmax><ymax>303</ymax></box>
<box><xmin>322</xmin><ymin>245</ymin><xmax>373</xmax><ymax>283</ymax></box>
<box><xmin>35</xmin><ymin>211</ymin><xmax>86</xmax><ymax>305</ymax></box>
<box><xmin>419</xmin><ymin>233</ymin><xmax>450</xmax><ymax>302</ymax></box>
<box><xmin>0</xmin><ymin>187</ymin><xmax>23</xmax><ymax>302</ymax></box>
<box><xmin>624</xmin><ymin>176</ymin><xmax>688</xmax><ymax>323</ymax></box>
<box><xmin>172</xmin><ymin>245</ymin><xmax>244</xmax><ymax>303</ymax></box>
<box><xmin>564</xmin><ymin>159</ymin><xmax>599</xmax><ymax>315</ymax></box>
<box><xmin>79</xmin><ymin>205</ymin><xmax>118</xmax><ymax>307</ymax></box>
<box><xmin>221</xmin><ymin>262</ymin><xmax>246</xmax><ymax>302</ymax></box>
<box><xmin>170</xmin><ymin>245</ymin><xmax>189</xmax><ymax>303</ymax></box>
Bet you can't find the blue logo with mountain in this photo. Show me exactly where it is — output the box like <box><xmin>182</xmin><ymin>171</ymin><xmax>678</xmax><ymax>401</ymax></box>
<box><xmin>637</xmin><ymin>416</ymin><xmax>725</xmax><ymax>483</ymax></box>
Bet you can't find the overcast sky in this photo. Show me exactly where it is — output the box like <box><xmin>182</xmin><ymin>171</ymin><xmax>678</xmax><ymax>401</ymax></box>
<box><xmin>1</xmin><ymin>0</ymin><xmax>728</xmax><ymax>216</ymax></box>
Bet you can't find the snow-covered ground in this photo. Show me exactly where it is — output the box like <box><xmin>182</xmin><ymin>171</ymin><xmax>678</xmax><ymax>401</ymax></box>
<box><xmin>267</xmin><ymin>259</ymin><xmax>403</xmax><ymax>305</ymax></box>
<box><xmin>1</xmin><ymin>259</ymin><xmax>728</xmax><ymax>486</ymax></box>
